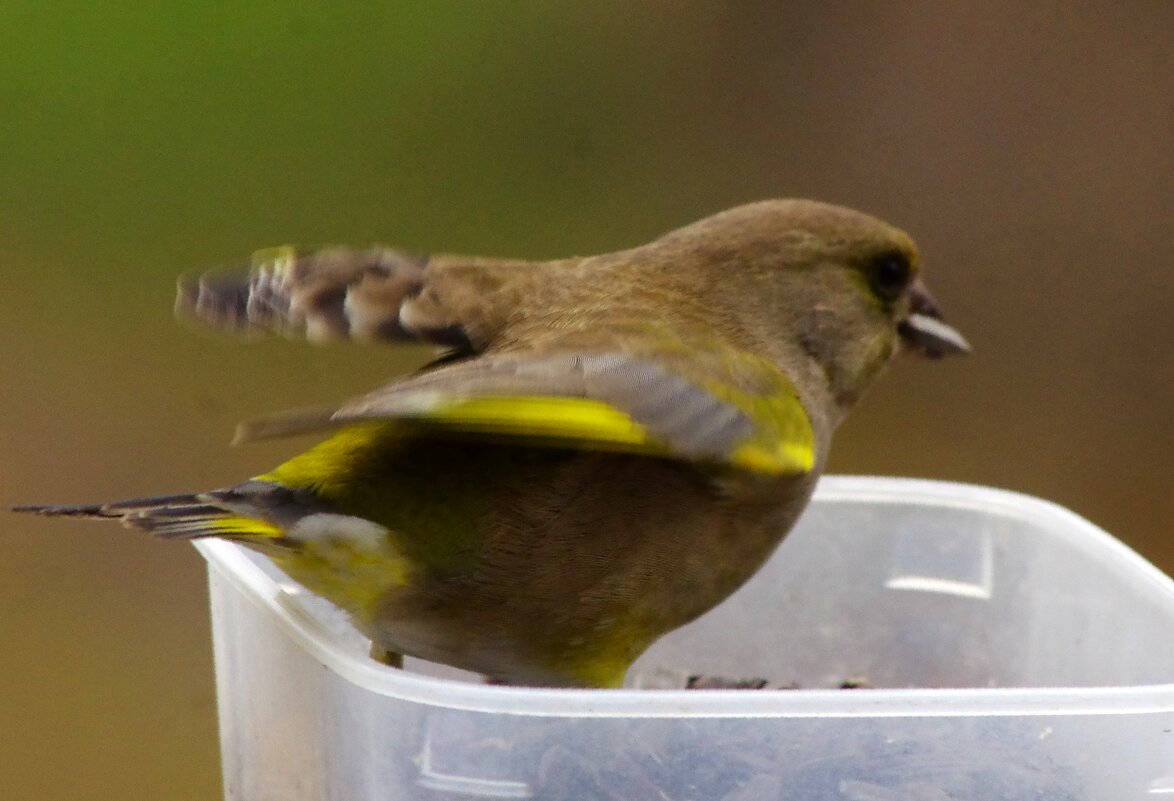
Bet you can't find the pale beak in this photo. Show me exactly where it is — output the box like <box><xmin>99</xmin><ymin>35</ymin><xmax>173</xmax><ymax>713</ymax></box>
<box><xmin>898</xmin><ymin>282</ymin><xmax>971</xmax><ymax>358</ymax></box>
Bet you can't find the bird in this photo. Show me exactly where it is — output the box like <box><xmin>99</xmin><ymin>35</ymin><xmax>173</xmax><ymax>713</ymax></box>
<box><xmin>14</xmin><ymin>199</ymin><xmax>969</xmax><ymax>688</ymax></box>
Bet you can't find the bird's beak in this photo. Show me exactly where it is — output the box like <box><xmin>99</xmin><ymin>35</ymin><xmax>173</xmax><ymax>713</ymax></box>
<box><xmin>898</xmin><ymin>282</ymin><xmax>971</xmax><ymax>358</ymax></box>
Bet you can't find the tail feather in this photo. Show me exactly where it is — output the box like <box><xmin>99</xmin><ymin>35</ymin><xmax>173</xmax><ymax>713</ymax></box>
<box><xmin>13</xmin><ymin>488</ymin><xmax>292</xmax><ymax>542</ymax></box>
<box><xmin>12</xmin><ymin>502</ymin><xmax>120</xmax><ymax>519</ymax></box>
<box><xmin>13</xmin><ymin>493</ymin><xmax>207</xmax><ymax>520</ymax></box>
<box><xmin>123</xmin><ymin>502</ymin><xmax>250</xmax><ymax>540</ymax></box>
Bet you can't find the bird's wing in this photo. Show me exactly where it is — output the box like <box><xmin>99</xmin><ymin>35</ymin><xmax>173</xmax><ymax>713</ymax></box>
<box><xmin>236</xmin><ymin>348</ymin><xmax>815</xmax><ymax>476</ymax></box>
<box><xmin>176</xmin><ymin>246</ymin><xmax>526</xmax><ymax>349</ymax></box>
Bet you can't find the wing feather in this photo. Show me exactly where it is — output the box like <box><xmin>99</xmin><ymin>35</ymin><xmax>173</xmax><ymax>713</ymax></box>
<box><xmin>235</xmin><ymin>348</ymin><xmax>814</xmax><ymax>476</ymax></box>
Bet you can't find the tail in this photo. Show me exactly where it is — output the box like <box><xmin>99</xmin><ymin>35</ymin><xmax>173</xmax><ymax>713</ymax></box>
<box><xmin>175</xmin><ymin>245</ymin><xmax>431</xmax><ymax>345</ymax></box>
<box><xmin>12</xmin><ymin>483</ymin><xmax>298</xmax><ymax>541</ymax></box>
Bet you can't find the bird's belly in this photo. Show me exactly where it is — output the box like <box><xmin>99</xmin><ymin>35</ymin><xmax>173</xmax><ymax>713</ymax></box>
<box><xmin>345</xmin><ymin>446</ymin><xmax>817</xmax><ymax>686</ymax></box>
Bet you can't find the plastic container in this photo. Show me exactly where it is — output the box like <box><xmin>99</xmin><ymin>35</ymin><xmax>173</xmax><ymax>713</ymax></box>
<box><xmin>195</xmin><ymin>477</ymin><xmax>1174</xmax><ymax>800</ymax></box>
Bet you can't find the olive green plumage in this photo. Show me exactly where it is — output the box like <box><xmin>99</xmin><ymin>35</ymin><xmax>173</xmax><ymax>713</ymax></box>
<box><xmin>15</xmin><ymin>199</ymin><xmax>968</xmax><ymax>687</ymax></box>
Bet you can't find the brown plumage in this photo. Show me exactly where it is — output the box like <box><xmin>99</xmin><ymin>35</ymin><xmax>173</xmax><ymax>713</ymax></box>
<box><xmin>19</xmin><ymin>200</ymin><xmax>968</xmax><ymax>687</ymax></box>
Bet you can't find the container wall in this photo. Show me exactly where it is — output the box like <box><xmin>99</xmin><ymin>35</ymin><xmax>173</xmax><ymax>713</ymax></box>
<box><xmin>201</xmin><ymin>479</ymin><xmax>1174</xmax><ymax>800</ymax></box>
<box><xmin>208</xmin><ymin>565</ymin><xmax>1174</xmax><ymax>801</ymax></box>
<box><xmin>636</xmin><ymin>482</ymin><xmax>1174</xmax><ymax>688</ymax></box>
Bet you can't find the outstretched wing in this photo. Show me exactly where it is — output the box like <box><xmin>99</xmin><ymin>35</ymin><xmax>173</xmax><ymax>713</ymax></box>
<box><xmin>239</xmin><ymin>348</ymin><xmax>816</xmax><ymax>476</ymax></box>
<box><xmin>176</xmin><ymin>246</ymin><xmax>530</xmax><ymax>349</ymax></box>
<box><xmin>177</xmin><ymin>246</ymin><xmax>430</xmax><ymax>343</ymax></box>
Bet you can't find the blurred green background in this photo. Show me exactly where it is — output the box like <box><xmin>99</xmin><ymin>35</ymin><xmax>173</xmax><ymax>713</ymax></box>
<box><xmin>2</xmin><ymin>2</ymin><xmax>1170</xmax><ymax>799</ymax></box>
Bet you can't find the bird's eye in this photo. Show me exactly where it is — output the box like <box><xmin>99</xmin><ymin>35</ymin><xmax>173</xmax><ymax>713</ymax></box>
<box><xmin>867</xmin><ymin>253</ymin><xmax>912</xmax><ymax>301</ymax></box>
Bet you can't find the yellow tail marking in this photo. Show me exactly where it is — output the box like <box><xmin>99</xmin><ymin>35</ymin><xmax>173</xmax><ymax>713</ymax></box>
<box><xmin>208</xmin><ymin>515</ymin><xmax>284</xmax><ymax>539</ymax></box>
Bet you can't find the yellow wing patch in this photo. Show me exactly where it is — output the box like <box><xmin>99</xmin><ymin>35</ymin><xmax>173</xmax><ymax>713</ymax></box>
<box><xmin>418</xmin><ymin>392</ymin><xmax>811</xmax><ymax>475</ymax></box>
<box><xmin>731</xmin><ymin>438</ymin><xmax>813</xmax><ymax>475</ymax></box>
<box><xmin>250</xmin><ymin>244</ymin><xmax>299</xmax><ymax>272</ymax></box>
<box><xmin>724</xmin><ymin>392</ymin><xmax>815</xmax><ymax>474</ymax></box>
<box><xmin>424</xmin><ymin>395</ymin><xmax>654</xmax><ymax>448</ymax></box>
<box><xmin>250</xmin><ymin>350</ymin><xmax>816</xmax><ymax>478</ymax></box>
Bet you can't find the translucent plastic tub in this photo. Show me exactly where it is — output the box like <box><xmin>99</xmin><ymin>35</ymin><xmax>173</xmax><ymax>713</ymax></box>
<box><xmin>195</xmin><ymin>477</ymin><xmax>1174</xmax><ymax>800</ymax></box>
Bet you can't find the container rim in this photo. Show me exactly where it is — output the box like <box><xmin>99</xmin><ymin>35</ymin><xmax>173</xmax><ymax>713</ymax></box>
<box><xmin>195</xmin><ymin>476</ymin><xmax>1174</xmax><ymax>719</ymax></box>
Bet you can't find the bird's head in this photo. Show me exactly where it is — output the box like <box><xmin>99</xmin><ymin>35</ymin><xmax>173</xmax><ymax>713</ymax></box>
<box><xmin>656</xmin><ymin>199</ymin><xmax>970</xmax><ymax>414</ymax></box>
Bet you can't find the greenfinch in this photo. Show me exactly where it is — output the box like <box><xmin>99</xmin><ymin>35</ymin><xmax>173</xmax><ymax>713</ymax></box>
<box><xmin>15</xmin><ymin>200</ymin><xmax>969</xmax><ymax>688</ymax></box>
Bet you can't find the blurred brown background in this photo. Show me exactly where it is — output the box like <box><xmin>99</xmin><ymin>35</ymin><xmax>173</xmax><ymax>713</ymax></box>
<box><xmin>1</xmin><ymin>2</ymin><xmax>1170</xmax><ymax>799</ymax></box>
